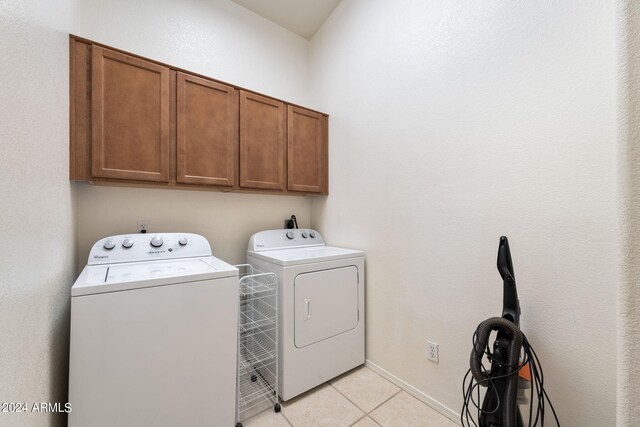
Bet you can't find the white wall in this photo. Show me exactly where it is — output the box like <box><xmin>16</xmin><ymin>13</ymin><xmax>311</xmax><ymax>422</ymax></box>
<box><xmin>76</xmin><ymin>0</ymin><xmax>311</xmax><ymax>105</ymax></box>
<box><xmin>0</xmin><ymin>1</ymin><xmax>78</xmax><ymax>426</ymax></box>
<box><xmin>309</xmin><ymin>1</ymin><xmax>618</xmax><ymax>425</ymax></box>
<box><xmin>617</xmin><ymin>1</ymin><xmax>640</xmax><ymax>425</ymax></box>
<box><xmin>74</xmin><ymin>0</ymin><xmax>314</xmax><ymax>266</ymax></box>
<box><xmin>76</xmin><ymin>185</ymin><xmax>310</xmax><ymax>266</ymax></box>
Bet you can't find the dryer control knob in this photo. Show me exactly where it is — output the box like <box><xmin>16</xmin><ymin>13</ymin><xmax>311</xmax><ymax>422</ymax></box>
<box><xmin>150</xmin><ymin>236</ymin><xmax>164</xmax><ymax>248</ymax></box>
<box><xmin>103</xmin><ymin>239</ymin><xmax>116</xmax><ymax>250</ymax></box>
<box><xmin>301</xmin><ymin>232</ymin><xmax>308</xmax><ymax>238</ymax></box>
<box><xmin>309</xmin><ymin>231</ymin><xmax>316</xmax><ymax>238</ymax></box>
<box><xmin>178</xmin><ymin>237</ymin><xmax>188</xmax><ymax>246</ymax></box>
<box><xmin>286</xmin><ymin>231</ymin><xmax>294</xmax><ymax>240</ymax></box>
<box><xmin>122</xmin><ymin>238</ymin><xmax>133</xmax><ymax>249</ymax></box>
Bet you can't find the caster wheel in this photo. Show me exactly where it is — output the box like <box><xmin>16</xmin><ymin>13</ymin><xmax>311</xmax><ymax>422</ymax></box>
<box><xmin>274</xmin><ymin>403</ymin><xmax>281</xmax><ymax>413</ymax></box>
<box><xmin>251</xmin><ymin>374</ymin><xmax>257</xmax><ymax>382</ymax></box>
<box><xmin>236</xmin><ymin>423</ymin><xmax>243</xmax><ymax>427</ymax></box>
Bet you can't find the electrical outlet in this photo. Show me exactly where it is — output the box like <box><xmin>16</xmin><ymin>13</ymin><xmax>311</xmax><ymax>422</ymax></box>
<box><xmin>427</xmin><ymin>341</ymin><xmax>439</xmax><ymax>363</ymax></box>
<box><xmin>137</xmin><ymin>220</ymin><xmax>150</xmax><ymax>233</ymax></box>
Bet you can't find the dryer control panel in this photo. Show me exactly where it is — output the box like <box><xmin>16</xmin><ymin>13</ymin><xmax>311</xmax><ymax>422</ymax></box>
<box><xmin>248</xmin><ymin>229</ymin><xmax>325</xmax><ymax>251</ymax></box>
<box><xmin>88</xmin><ymin>233</ymin><xmax>212</xmax><ymax>265</ymax></box>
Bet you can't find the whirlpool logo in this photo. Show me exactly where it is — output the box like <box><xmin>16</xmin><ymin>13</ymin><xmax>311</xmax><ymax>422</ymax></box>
<box><xmin>93</xmin><ymin>255</ymin><xmax>109</xmax><ymax>259</ymax></box>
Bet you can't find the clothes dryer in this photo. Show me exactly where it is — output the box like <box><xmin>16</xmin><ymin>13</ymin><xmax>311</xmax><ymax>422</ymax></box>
<box><xmin>247</xmin><ymin>229</ymin><xmax>365</xmax><ymax>400</ymax></box>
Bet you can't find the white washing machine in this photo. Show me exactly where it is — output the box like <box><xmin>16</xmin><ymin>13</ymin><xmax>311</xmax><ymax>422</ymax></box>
<box><xmin>69</xmin><ymin>233</ymin><xmax>238</xmax><ymax>427</ymax></box>
<box><xmin>247</xmin><ymin>229</ymin><xmax>365</xmax><ymax>400</ymax></box>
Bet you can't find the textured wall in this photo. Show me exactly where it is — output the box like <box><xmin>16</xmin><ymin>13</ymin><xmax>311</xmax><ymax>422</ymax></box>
<box><xmin>74</xmin><ymin>0</ymin><xmax>314</xmax><ymax>266</ymax></box>
<box><xmin>76</xmin><ymin>185</ymin><xmax>310</xmax><ymax>267</ymax></box>
<box><xmin>0</xmin><ymin>0</ymin><xmax>77</xmax><ymax>426</ymax></box>
<box><xmin>309</xmin><ymin>0</ymin><xmax>618</xmax><ymax>424</ymax></box>
<box><xmin>617</xmin><ymin>1</ymin><xmax>640</xmax><ymax>425</ymax></box>
<box><xmin>76</xmin><ymin>0</ymin><xmax>311</xmax><ymax>106</ymax></box>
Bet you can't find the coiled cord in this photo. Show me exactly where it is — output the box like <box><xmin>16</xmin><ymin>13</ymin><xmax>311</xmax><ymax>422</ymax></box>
<box><xmin>461</xmin><ymin>324</ymin><xmax>560</xmax><ymax>426</ymax></box>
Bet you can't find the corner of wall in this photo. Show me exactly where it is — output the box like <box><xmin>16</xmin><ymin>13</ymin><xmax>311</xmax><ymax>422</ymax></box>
<box><xmin>616</xmin><ymin>1</ymin><xmax>640</xmax><ymax>425</ymax></box>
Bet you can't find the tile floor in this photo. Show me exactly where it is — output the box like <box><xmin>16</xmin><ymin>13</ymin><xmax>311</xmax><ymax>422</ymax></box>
<box><xmin>242</xmin><ymin>366</ymin><xmax>458</xmax><ymax>427</ymax></box>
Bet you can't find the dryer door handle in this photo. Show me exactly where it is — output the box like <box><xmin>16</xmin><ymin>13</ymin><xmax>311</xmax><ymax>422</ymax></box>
<box><xmin>304</xmin><ymin>298</ymin><xmax>311</xmax><ymax>320</ymax></box>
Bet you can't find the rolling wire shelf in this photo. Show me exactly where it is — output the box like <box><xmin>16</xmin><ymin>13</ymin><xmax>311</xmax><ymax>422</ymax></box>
<box><xmin>235</xmin><ymin>264</ymin><xmax>280</xmax><ymax>427</ymax></box>
<box><xmin>238</xmin><ymin>363</ymin><xmax>277</xmax><ymax>411</ymax></box>
<box><xmin>238</xmin><ymin>324</ymin><xmax>277</xmax><ymax>369</ymax></box>
<box><xmin>239</xmin><ymin>271</ymin><xmax>278</xmax><ymax>296</ymax></box>
<box><xmin>239</xmin><ymin>296</ymin><xmax>277</xmax><ymax>333</ymax></box>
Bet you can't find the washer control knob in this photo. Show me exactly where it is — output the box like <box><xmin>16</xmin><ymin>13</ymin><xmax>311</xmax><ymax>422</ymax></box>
<box><xmin>122</xmin><ymin>238</ymin><xmax>133</xmax><ymax>249</ymax></box>
<box><xmin>178</xmin><ymin>237</ymin><xmax>188</xmax><ymax>246</ymax></box>
<box><xmin>286</xmin><ymin>231</ymin><xmax>294</xmax><ymax>240</ymax></box>
<box><xmin>309</xmin><ymin>231</ymin><xmax>316</xmax><ymax>238</ymax></box>
<box><xmin>301</xmin><ymin>232</ymin><xmax>308</xmax><ymax>238</ymax></box>
<box><xmin>150</xmin><ymin>236</ymin><xmax>164</xmax><ymax>248</ymax></box>
<box><xmin>103</xmin><ymin>239</ymin><xmax>115</xmax><ymax>250</ymax></box>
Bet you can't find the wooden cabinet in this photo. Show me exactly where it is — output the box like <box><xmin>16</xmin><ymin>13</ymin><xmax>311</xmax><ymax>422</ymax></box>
<box><xmin>91</xmin><ymin>46</ymin><xmax>170</xmax><ymax>182</ymax></box>
<box><xmin>70</xmin><ymin>36</ymin><xmax>328</xmax><ymax>196</ymax></box>
<box><xmin>287</xmin><ymin>106</ymin><xmax>327</xmax><ymax>194</ymax></box>
<box><xmin>239</xmin><ymin>91</ymin><xmax>285</xmax><ymax>190</ymax></box>
<box><xmin>177</xmin><ymin>72</ymin><xmax>237</xmax><ymax>186</ymax></box>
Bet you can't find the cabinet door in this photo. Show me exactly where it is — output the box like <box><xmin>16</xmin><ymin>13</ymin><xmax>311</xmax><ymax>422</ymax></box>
<box><xmin>287</xmin><ymin>106</ymin><xmax>327</xmax><ymax>193</ymax></box>
<box><xmin>176</xmin><ymin>72</ymin><xmax>237</xmax><ymax>186</ymax></box>
<box><xmin>239</xmin><ymin>91</ymin><xmax>285</xmax><ymax>190</ymax></box>
<box><xmin>91</xmin><ymin>46</ymin><xmax>170</xmax><ymax>182</ymax></box>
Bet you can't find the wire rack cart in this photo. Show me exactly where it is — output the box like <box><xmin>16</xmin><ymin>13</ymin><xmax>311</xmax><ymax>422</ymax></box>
<box><xmin>234</xmin><ymin>265</ymin><xmax>280</xmax><ymax>427</ymax></box>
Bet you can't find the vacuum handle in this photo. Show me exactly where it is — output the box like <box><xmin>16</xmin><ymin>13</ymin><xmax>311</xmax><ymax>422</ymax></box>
<box><xmin>497</xmin><ymin>236</ymin><xmax>520</xmax><ymax>325</ymax></box>
<box><xmin>497</xmin><ymin>236</ymin><xmax>515</xmax><ymax>281</ymax></box>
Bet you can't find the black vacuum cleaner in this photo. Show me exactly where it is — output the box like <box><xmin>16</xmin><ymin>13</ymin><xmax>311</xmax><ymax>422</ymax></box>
<box><xmin>461</xmin><ymin>237</ymin><xmax>559</xmax><ymax>427</ymax></box>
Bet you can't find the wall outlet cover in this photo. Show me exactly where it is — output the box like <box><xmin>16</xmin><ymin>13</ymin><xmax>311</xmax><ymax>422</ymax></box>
<box><xmin>137</xmin><ymin>220</ymin><xmax>149</xmax><ymax>233</ymax></box>
<box><xmin>427</xmin><ymin>341</ymin><xmax>439</xmax><ymax>363</ymax></box>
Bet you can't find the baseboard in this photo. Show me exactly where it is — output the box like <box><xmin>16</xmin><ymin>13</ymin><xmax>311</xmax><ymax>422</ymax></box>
<box><xmin>365</xmin><ymin>359</ymin><xmax>460</xmax><ymax>425</ymax></box>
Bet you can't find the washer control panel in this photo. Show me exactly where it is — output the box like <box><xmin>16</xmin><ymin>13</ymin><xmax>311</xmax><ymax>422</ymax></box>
<box><xmin>88</xmin><ymin>233</ymin><xmax>210</xmax><ymax>265</ymax></box>
<box><xmin>248</xmin><ymin>229</ymin><xmax>325</xmax><ymax>251</ymax></box>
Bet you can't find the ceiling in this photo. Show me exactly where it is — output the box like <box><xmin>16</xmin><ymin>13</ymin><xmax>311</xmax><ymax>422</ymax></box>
<box><xmin>232</xmin><ymin>0</ymin><xmax>342</xmax><ymax>40</ymax></box>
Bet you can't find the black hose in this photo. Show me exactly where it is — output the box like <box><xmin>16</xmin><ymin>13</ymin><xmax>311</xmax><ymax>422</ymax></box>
<box><xmin>469</xmin><ymin>317</ymin><xmax>523</xmax><ymax>427</ymax></box>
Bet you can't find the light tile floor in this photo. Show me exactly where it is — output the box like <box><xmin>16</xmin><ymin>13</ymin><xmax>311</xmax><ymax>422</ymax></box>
<box><xmin>243</xmin><ymin>366</ymin><xmax>458</xmax><ymax>427</ymax></box>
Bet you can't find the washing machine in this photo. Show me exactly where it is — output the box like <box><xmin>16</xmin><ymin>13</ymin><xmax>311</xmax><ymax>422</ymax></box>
<box><xmin>68</xmin><ymin>233</ymin><xmax>238</xmax><ymax>427</ymax></box>
<box><xmin>246</xmin><ymin>229</ymin><xmax>365</xmax><ymax>400</ymax></box>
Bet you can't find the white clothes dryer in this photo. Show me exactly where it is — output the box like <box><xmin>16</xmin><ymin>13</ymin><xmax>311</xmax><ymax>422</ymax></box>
<box><xmin>69</xmin><ymin>233</ymin><xmax>238</xmax><ymax>427</ymax></box>
<box><xmin>247</xmin><ymin>229</ymin><xmax>365</xmax><ymax>400</ymax></box>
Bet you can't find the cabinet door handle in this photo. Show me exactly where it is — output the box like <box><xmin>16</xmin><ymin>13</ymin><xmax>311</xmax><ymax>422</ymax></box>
<box><xmin>304</xmin><ymin>298</ymin><xmax>311</xmax><ymax>320</ymax></box>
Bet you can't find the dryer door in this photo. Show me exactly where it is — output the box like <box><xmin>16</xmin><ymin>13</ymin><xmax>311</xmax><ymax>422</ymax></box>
<box><xmin>294</xmin><ymin>266</ymin><xmax>359</xmax><ymax>348</ymax></box>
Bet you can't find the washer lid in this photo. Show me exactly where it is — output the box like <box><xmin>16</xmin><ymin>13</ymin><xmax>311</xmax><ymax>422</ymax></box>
<box><xmin>72</xmin><ymin>256</ymin><xmax>238</xmax><ymax>296</ymax></box>
<box><xmin>247</xmin><ymin>246</ymin><xmax>364</xmax><ymax>267</ymax></box>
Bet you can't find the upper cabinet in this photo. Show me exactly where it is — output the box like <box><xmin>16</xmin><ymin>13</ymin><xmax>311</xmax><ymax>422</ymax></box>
<box><xmin>239</xmin><ymin>91</ymin><xmax>285</xmax><ymax>191</ymax></box>
<box><xmin>91</xmin><ymin>46</ymin><xmax>170</xmax><ymax>182</ymax></box>
<box><xmin>177</xmin><ymin>72</ymin><xmax>237</xmax><ymax>187</ymax></box>
<box><xmin>287</xmin><ymin>106</ymin><xmax>327</xmax><ymax>194</ymax></box>
<box><xmin>70</xmin><ymin>36</ymin><xmax>328</xmax><ymax>196</ymax></box>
